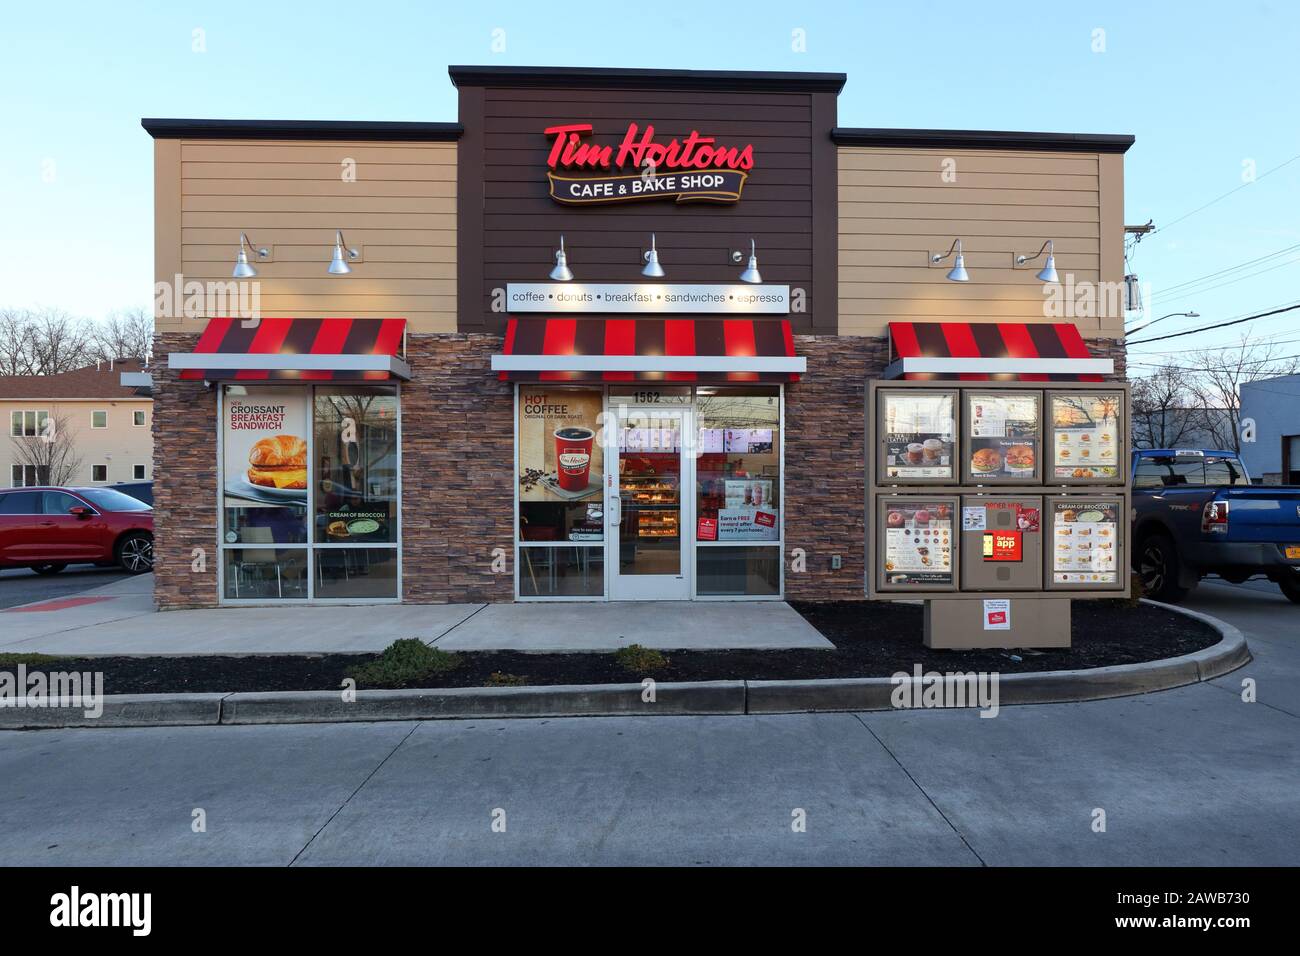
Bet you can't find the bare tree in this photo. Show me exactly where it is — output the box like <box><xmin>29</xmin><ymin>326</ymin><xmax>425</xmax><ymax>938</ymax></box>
<box><xmin>90</xmin><ymin>307</ymin><xmax>153</xmax><ymax>364</ymax></box>
<box><xmin>1131</xmin><ymin>365</ymin><xmax>1204</xmax><ymax>448</ymax></box>
<box><xmin>1186</xmin><ymin>335</ymin><xmax>1300</xmax><ymax>453</ymax></box>
<box><xmin>26</xmin><ymin>307</ymin><xmax>95</xmax><ymax>374</ymax></box>
<box><xmin>0</xmin><ymin>308</ymin><xmax>35</xmax><ymax>376</ymax></box>
<box><xmin>10</xmin><ymin>412</ymin><xmax>83</xmax><ymax>486</ymax></box>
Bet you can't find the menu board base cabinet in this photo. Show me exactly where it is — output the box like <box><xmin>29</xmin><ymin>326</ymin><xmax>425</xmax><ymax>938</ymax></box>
<box><xmin>924</xmin><ymin>597</ymin><xmax>1072</xmax><ymax>650</ymax></box>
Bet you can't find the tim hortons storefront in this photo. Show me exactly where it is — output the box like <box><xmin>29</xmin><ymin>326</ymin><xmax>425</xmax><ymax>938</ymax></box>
<box><xmin>146</xmin><ymin>65</ymin><xmax>1132</xmax><ymax>608</ymax></box>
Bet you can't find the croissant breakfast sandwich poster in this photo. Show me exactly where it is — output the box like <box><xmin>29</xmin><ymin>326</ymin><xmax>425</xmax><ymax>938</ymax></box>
<box><xmin>223</xmin><ymin>388</ymin><xmax>309</xmax><ymax>503</ymax></box>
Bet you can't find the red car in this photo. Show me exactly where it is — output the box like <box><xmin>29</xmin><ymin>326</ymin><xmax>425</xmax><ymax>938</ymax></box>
<box><xmin>0</xmin><ymin>486</ymin><xmax>154</xmax><ymax>575</ymax></box>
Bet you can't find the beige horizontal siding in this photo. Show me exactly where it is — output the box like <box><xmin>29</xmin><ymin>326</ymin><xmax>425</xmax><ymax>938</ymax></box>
<box><xmin>837</xmin><ymin>146</ymin><xmax>1124</xmax><ymax>339</ymax></box>
<box><xmin>157</xmin><ymin>139</ymin><xmax>457</xmax><ymax>335</ymax></box>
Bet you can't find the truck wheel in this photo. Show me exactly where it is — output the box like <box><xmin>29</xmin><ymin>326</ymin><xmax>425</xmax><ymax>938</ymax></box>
<box><xmin>1279</xmin><ymin>575</ymin><xmax>1300</xmax><ymax>605</ymax></box>
<box><xmin>1138</xmin><ymin>533</ymin><xmax>1190</xmax><ymax>603</ymax></box>
<box><xmin>116</xmin><ymin>532</ymin><xmax>154</xmax><ymax>574</ymax></box>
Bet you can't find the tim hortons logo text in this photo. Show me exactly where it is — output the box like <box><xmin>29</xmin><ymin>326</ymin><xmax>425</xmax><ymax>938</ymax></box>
<box><xmin>544</xmin><ymin>122</ymin><xmax>753</xmax><ymax>205</ymax></box>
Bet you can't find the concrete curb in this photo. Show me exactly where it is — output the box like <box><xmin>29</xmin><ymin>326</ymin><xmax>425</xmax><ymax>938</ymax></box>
<box><xmin>747</xmin><ymin>600</ymin><xmax>1250</xmax><ymax>714</ymax></box>
<box><xmin>0</xmin><ymin>602</ymin><xmax>1249</xmax><ymax>729</ymax></box>
<box><xmin>221</xmin><ymin>681</ymin><xmax>746</xmax><ymax>725</ymax></box>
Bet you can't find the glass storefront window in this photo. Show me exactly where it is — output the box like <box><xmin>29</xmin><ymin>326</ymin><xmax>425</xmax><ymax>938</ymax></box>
<box><xmin>314</xmin><ymin>386</ymin><xmax>399</xmax><ymax>544</ymax></box>
<box><xmin>696</xmin><ymin>546</ymin><xmax>780</xmax><ymax>596</ymax></box>
<box><xmin>223</xmin><ymin>547</ymin><xmax>309</xmax><ymax>600</ymax></box>
<box><xmin>220</xmin><ymin>384</ymin><xmax>400</xmax><ymax>601</ymax></box>
<box><xmin>517</xmin><ymin>387</ymin><xmax>605</xmax><ymax>542</ymax></box>
<box><xmin>314</xmin><ymin>547</ymin><xmax>399</xmax><ymax>600</ymax></box>
<box><xmin>518</xmin><ymin>546</ymin><xmax>605</xmax><ymax>598</ymax></box>
<box><xmin>695</xmin><ymin>387</ymin><xmax>780</xmax><ymax>544</ymax></box>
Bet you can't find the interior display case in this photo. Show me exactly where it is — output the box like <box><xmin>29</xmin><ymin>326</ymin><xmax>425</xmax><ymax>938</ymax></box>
<box><xmin>876</xmin><ymin>389</ymin><xmax>958</xmax><ymax>484</ymax></box>
<box><xmin>963</xmin><ymin>391</ymin><xmax>1043</xmax><ymax>485</ymax></box>
<box><xmin>1047</xmin><ymin>390</ymin><xmax>1125</xmax><ymax>484</ymax></box>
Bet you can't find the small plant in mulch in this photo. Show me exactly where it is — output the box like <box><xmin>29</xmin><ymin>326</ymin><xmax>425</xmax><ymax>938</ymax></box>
<box><xmin>0</xmin><ymin>653</ymin><xmax>65</xmax><ymax>667</ymax></box>
<box><xmin>346</xmin><ymin>639</ymin><xmax>460</xmax><ymax>688</ymax></box>
<box><xmin>613</xmin><ymin>644</ymin><xmax>669</xmax><ymax>674</ymax></box>
<box><xmin>485</xmin><ymin>671</ymin><xmax>527</xmax><ymax>687</ymax></box>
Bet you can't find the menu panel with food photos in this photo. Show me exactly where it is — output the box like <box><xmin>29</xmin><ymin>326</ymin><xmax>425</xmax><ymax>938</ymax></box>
<box><xmin>221</xmin><ymin>386</ymin><xmax>309</xmax><ymax>544</ymax></box>
<box><xmin>966</xmin><ymin>392</ymin><xmax>1041</xmax><ymax>482</ymax></box>
<box><xmin>1050</xmin><ymin>392</ymin><xmax>1122</xmax><ymax>480</ymax></box>
<box><xmin>1050</xmin><ymin>499</ymin><xmax>1120</xmax><ymax>585</ymax></box>
<box><xmin>880</xmin><ymin>499</ymin><xmax>955</xmax><ymax>588</ymax></box>
<box><xmin>880</xmin><ymin>391</ymin><xmax>957</xmax><ymax>481</ymax></box>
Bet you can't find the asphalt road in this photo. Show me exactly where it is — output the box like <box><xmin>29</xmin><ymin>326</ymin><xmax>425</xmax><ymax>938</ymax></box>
<box><xmin>0</xmin><ymin>566</ymin><xmax>137</xmax><ymax>609</ymax></box>
<box><xmin>0</xmin><ymin>580</ymin><xmax>1294</xmax><ymax>866</ymax></box>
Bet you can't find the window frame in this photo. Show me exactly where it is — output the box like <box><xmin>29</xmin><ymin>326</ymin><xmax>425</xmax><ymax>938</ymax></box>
<box><xmin>90</xmin><ymin>410</ymin><xmax>108</xmax><ymax>429</ymax></box>
<box><xmin>133</xmin><ymin>409</ymin><xmax>147</xmax><ymax>427</ymax></box>
<box><xmin>132</xmin><ymin>464</ymin><xmax>147</xmax><ymax>481</ymax></box>
<box><xmin>90</xmin><ymin>464</ymin><xmax>108</xmax><ymax>483</ymax></box>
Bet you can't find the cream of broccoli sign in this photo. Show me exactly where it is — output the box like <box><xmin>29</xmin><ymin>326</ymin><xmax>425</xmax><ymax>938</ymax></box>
<box><xmin>545</xmin><ymin>122</ymin><xmax>753</xmax><ymax>205</ymax></box>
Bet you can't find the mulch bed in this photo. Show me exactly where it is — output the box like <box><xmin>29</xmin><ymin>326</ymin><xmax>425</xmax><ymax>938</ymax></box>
<box><xmin>3</xmin><ymin>599</ymin><xmax>1221</xmax><ymax>695</ymax></box>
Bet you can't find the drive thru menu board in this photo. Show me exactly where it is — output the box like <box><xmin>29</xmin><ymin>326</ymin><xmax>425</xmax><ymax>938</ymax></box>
<box><xmin>1050</xmin><ymin>499</ymin><xmax>1119</xmax><ymax>584</ymax></box>
<box><xmin>966</xmin><ymin>392</ymin><xmax>1041</xmax><ymax>482</ymax></box>
<box><xmin>1050</xmin><ymin>392</ymin><xmax>1121</xmax><ymax>480</ymax></box>
<box><xmin>881</xmin><ymin>499</ymin><xmax>954</xmax><ymax>587</ymax></box>
<box><xmin>881</xmin><ymin>391</ymin><xmax>956</xmax><ymax>481</ymax></box>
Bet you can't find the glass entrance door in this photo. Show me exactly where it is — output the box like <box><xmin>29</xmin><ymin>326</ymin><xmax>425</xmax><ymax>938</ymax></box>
<box><xmin>609</xmin><ymin>405</ymin><xmax>691</xmax><ymax>600</ymax></box>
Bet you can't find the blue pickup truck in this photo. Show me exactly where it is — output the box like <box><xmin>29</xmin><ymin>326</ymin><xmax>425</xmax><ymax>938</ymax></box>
<box><xmin>1131</xmin><ymin>448</ymin><xmax>1300</xmax><ymax>603</ymax></box>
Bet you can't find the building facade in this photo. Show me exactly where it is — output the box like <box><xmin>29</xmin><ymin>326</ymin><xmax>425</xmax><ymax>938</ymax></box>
<box><xmin>145</xmin><ymin>65</ymin><xmax>1131</xmax><ymax>608</ymax></box>
<box><xmin>1239</xmin><ymin>373</ymin><xmax>1300</xmax><ymax>483</ymax></box>
<box><xmin>2</xmin><ymin>359</ymin><xmax>152</xmax><ymax>489</ymax></box>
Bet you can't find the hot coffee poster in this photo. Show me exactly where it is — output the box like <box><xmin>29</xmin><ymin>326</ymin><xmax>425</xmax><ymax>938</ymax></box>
<box><xmin>517</xmin><ymin>389</ymin><xmax>604</xmax><ymax>502</ymax></box>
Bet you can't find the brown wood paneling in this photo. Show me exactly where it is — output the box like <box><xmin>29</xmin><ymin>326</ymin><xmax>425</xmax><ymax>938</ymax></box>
<box><xmin>459</xmin><ymin>83</ymin><xmax>829</xmax><ymax>334</ymax></box>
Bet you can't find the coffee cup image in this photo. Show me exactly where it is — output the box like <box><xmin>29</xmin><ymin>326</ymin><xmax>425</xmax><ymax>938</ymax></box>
<box><xmin>554</xmin><ymin>426</ymin><xmax>596</xmax><ymax>492</ymax></box>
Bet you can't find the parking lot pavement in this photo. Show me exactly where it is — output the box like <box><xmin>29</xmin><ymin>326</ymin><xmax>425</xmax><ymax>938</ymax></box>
<box><xmin>0</xmin><ymin>566</ymin><xmax>137</xmax><ymax>610</ymax></box>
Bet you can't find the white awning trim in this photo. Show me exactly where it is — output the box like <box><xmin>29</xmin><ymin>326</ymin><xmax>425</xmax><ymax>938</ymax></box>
<box><xmin>882</xmin><ymin>356</ymin><xmax>1113</xmax><ymax>378</ymax></box>
<box><xmin>168</xmin><ymin>352</ymin><xmax>412</xmax><ymax>380</ymax></box>
<box><xmin>491</xmin><ymin>354</ymin><xmax>806</xmax><ymax>373</ymax></box>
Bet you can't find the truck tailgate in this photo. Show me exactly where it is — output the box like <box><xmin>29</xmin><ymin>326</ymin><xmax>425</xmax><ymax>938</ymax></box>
<box><xmin>1224</xmin><ymin>489</ymin><xmax>1300</xmax><ymax>544</ymax></box>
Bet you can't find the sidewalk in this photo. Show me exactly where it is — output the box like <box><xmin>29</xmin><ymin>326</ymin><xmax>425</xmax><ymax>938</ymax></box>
<box><xmin>0</xmin><ymin>577</ymin><xmax>832</xmax><ymax>655</ymax></box>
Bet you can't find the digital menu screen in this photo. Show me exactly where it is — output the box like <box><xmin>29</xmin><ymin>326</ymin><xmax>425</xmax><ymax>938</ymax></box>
<box><xmin>1051</xmin><ymin>499</ymin><xmax>1119</xmax><ymax>584</ymax></box>
<box><xmin>882</xmin><ymin>500</ymin><xmax>954</xmax><ymax>586</ymax></box>
<box><xmin>1051</xmin><ymin>393</ymin><xmax>1121</xmax><ymax>479</ymax></box>
<box><xmin>882</xmin><ymin>392</ymin><xmax>956</xmax><ymax>480</ymax></box>
<box><xmin>967</xmin><ymin>392</ymin><xmax>1040</xmax><ymax>480</ymax></box>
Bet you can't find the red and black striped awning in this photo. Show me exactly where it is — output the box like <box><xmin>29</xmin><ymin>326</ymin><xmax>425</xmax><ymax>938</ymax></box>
<box><xmin>493</xmin><ymin>317</ymin><xmax>804</xmax><ymax>382</ymax></box>
<box><xmin>171</xmin><ymin>318</ymin><xmax>409</xmax><ymax>382</ymax></box>
<box><xmin>886</xmin><ymin>322</ymin><xmax>1110</xmax><ymax>381</ymax></box>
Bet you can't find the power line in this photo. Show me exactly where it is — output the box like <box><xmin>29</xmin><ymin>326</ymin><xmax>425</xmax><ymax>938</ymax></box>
<box><xmin>1156</xmin><ymin>242</ymin><xmax>1300</xmax><ymax>295</ymax></box>
<box><xmin>1125</xmin><ymin>302</ymin><xmax>1300</xmax><ymax>346</ymax></box>
<box><xmin>1154</xmin><ymin>151</ymin><xmax>1300</xmax><ymax>235</ymax></box>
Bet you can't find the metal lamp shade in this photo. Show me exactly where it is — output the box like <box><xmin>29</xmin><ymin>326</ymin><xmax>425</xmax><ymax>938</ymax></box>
<box><xmin>328</xmin><ymin>241</ymin><xmax>352</xmax><ymax>275</ymax></box>
<box><xmin>642</xmin><ymin>234</ymin><xmax>666</xmax><ymax>278</ymax></box>
<box><xmin>739</xmin><ymin>240</ymin><xmax>762</xmax><ymax>283</ymax></box>
<box><xmin>946</xmin><ymin>254</ymin><xmax>970</xmax><ymax>282</ymax></box>
<box><xmin>1036</xmin><ymin>254</ymin><xmax>1059</xmax><ymax>283</ymax></box>
<box><xmin>232</xmin><ymin>249</ymin><xmax>256</xmax><ymax>279</ymax></box>
<box><xmin>550</xmin><ymin>249</ymin><xmax>574</xmax><ymax>282</ymax></box>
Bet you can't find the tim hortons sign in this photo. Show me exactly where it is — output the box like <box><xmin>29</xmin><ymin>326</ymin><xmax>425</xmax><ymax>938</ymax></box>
<box><xmin>544</xmin><ymin>122</ymin><xmax>753</xmax><ymax>205</ymax></box>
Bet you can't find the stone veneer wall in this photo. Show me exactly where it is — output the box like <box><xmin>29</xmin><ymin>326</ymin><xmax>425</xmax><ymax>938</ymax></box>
<box><xmin>151</xmin><ymin>330</ymin><xmax>1124</xmax><ymax>608</ymax></box>
<box><xmin>400</xmin><ymin>333</ymin><xmax>515</xmax><ymax>603</ymax></box>
<box><xmin>152</xmin><ymin>332</ymin><xmax>219</xmax><ymax>609</ymax></box>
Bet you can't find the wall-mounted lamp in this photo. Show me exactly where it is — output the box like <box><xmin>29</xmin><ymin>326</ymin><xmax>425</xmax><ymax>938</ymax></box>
<box><xmin>931</xmin><ymin>239</ymin><xmax>969</xmax><ymax>282</ymax></box>
<box><xmin>328</xmin><ymin>230</ymin><xmax>360</xmax><ymax>275</ymax></box>
<box><xmin>549</xmin><ymin>235</ymin><xmax>574</xmax><ymax>281</ymax></box>
<box><xmin>232</xmin><ymin>233</ymin><xmax>269</xmax><ymax>278</ymax></box>
<box><xmin>738</xmin><ymin>239</ymin><xmax>762</xmax><ymax>284</ymax></box>
<box><xmin>641</xmin><ymin>234</ymin><xmax>666</xmax><ymax>278</ymax></box>
<box><xmin>1016</xmin><ymin>240</ymin><xmax>1058</xmax><ymax>283</ymax></box>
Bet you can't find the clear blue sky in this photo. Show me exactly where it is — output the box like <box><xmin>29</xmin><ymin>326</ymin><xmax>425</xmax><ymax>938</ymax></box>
<box><xmin>1</xmin><ymin>1</ymin><xmax>1296</xmax><ymax>369</ymax></box>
